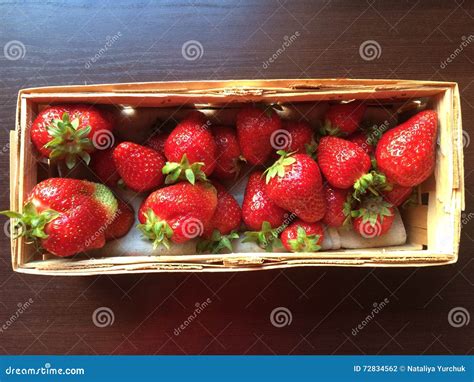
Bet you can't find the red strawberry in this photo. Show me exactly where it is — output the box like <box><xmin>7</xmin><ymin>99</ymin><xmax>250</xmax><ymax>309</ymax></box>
<box><xmin>265</xmin><ymin>151</ymin><xmax>326</xmax><ymax>223</ymax></box>
<box><xmin>105</xmin><ymin>199</ymin><xmax>135</xmax><ymax>240</ymax></box>
<box><xmin>212</xmin><ymin>126</ymin><xmax>243</xmax><ymax>180</ymax></box>
<box><xmin>90</xmin><ymin>147</ymin><xmax>120</xmax><ymax>187</ymax></box>
<box><xmin>381</xmin><ymin>184</ymin><xmax>413</xmax><ymax>207</ymax></box>
<box><xmin>352</xmin><ymin>196</ymin><xmax>395</xmax><ymax>238</ymax></box>
<box><xmin>113</xmin><ymin>142</ymin><xmax>166</xmax><ymax>192</ymax></box>
<box><xmin>138</xmin><ymin>182</ymin><xmax>217</xmax><ymax>247</ymax></box>
<box><xmin>275</xmin><ymin>120</ymin><xmax>314</xmax><ymax>154</ymax></box>
<box><xmin>375</xmin><ymin>110</ymin><xmax>438</xmax><ymax>187</ymax></box>
<box><xmin>30</xmin><ymin>104</ymin><xmax>114</xmax><ymax>168</ymax></box>
<box><xmin>281</xmin><ymin>220</ymin><xmax>324</xmax><ymax>252</ymax></box>
<box><xmin>348</xmin><ymin>132</ymin><xmax>373</xmax><ymax>154</ymax></box>
<box><xmin>322</xmin><ymin>102</ymin><xmax>366</xmax><ymax>136</ymax></box>
<box><xmin>1</xmin><ymin>178</ymin><xmax>117</xmax><ymax>257</ymax></box>
<box><xmin>198</xmin><ymin>183</ymin><xmax>242</xmax><ymax>253</ymax></box>
<box><xmin>145</xmin><ymin>133</ymin><xmax>168</xmax><ymax>155</ymax></box>
<box><xmin>163</xmin><ymin>112</ymin><xmax>216</xmax><ymax>182</ymax></box>
<box><xmin>322</xmin><ymin>185</ymin><xmax>350</xmax><ymax>228</ymax></box>
<box><xmin>236</xmin><ymin>105</ymin><xmax>282</xmax><ymax>165</ymax></box>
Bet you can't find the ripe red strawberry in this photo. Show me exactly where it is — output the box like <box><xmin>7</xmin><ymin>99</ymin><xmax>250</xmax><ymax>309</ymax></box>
<box><xmin>145</xmin><ymin>133</ymin><xmax>168</xmax><ymax>155</ymax></box>
<box><xmin>30</xmin><ymin>104</ymin><xmax>114</xmax><ymax>169</ymax></box>
<box><xmin>113</xmin><ymin>142</ymin><xmax>166</xmax><ymax>192</ymax></box>
<box><xmin>1</xmin><ymin>178</ymin><xmax>117</xmax><ymax>257</ymax></box>
<box><xmin>138</xmin><ymin>182</ymin><xmax>217</xmax><ymax>247</ymax></box>
<box><xmin>198</xmin><ymin>183</ymin><xmax>241</xmax><ymax>253</ymax></box>
<box><xmin>348</xmin><ymin>131</ymin><xmax>373</xmax><ymax>154</ymax></box>
<box><xmin>352</xmin><ymin>196</ymin><xmax>395</xmax><ymax>238</ymax></box>
<box><xmin>322</xmin><ymin>102</ymin><xmax>366</xmax><ymax>136</ymax></box>
<box><xmin>265</xmin><ymin>151</ymin><xmax>326</xmax><ymax>223</ymax></box>
<box><xmin>322</xmin><ymin>185</ymin><xmax>350</xmax><ymax>228</ymax></box>
<box><xmin>274</xmin><ymin>120</ymin><xmax>314</xmax><ymax>155</ymax></box>
<box><xmin>376</xmin><ymin>110</ymin><xmax>438</xmax><ymax>187</ymax></box>
<box><xmin>236</xmin><ymin>105</ymin><xmax>282</xmax><ymax>165</ymax></box>
<box><xmin>89</xmin><ymin>147</ymin><xmax>120</xmax><ymax>187</ymax></box>
<box><xmin>281</xmin><ymin>220</ymin><xmax>324</xmax><ymax>252</ymax></box>
<box><xmin>212</xmin><ymin>126</ymin><xmax>243</xmax><ymax>180</ymax></box>
<box><xmin>381</xmin><ymin>184</ymin><xmax>413</xmax><ymax>207</ymax></box>
<box><xmin>105</xmin><ymin>199</ymin><xmax>135</xmax><ymax>240</ymax></box>
<box><xmin>164</xmin><ymin>112</ymin><xmax>216</xmax><ymax>182</ymax></box>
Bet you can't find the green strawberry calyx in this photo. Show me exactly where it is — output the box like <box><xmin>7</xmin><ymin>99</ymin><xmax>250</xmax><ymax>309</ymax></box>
<box><xmin>319</xmin><ymin>119</ymin><xmax>343</xmax><ymax>137</ymax></box>
<box><xmin>0</xmin><ymin>202</ymin><xmax>60</xmax><ymax>242</ymax></box>
<box><xmin>351</xmin><ymin>196</ymin><xmax>393</xmax><ymax>227</ymax></box>
<box><xmin>162</xmin><ymin>154</ymin><xmax>207</xmax><ymax>185</ymax></box>
<box><xmin>263</xmin><ymin>150</ymin><xmax>296</xmax><ymax>184</ymax></box>
<box><xmin>352</xmin><ymin>170</ymin><xmax>387</xmax><ymax>202</ymax></box>
<box><xmin>287</xmin><ymin>226</ymin><xmax>321</xmax><ymax>252</ymax></box>
<box><xmin>196</xmin><ymin>230</ymin><xmax>240</xmax><ymax>254</ymax></box>
<box><xmin>137</xmin><ymin>209</ymin><xmax>173</xmax><ymax>249</ymax></box>
<box><xmin>242</xmin><ymin>221</ymin><xmax>282</xmax><ymax>252</ymax></box>
<box><xmin>43</xmin><ymin>112</ymin><xmax>94</xmax><ymax>169</ymax></box>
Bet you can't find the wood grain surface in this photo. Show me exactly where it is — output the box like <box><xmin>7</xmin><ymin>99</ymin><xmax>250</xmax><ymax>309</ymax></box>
<box><xmin>0</xmin><ymin>0</ymin><xmax>472</xmax><ymax>355</ymax></box>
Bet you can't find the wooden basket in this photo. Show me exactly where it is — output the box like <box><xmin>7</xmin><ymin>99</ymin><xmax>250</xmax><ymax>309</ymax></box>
<box><xmin>9</xmin><ymin>79</ymin><xmax>464</xmax><ymax>275</ymax></box>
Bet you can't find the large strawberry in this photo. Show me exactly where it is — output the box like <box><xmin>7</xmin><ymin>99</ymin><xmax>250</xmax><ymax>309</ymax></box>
<box><xmin>212</xmin><ymin>126</ymin><xmax>243</xmax><ymax>180</ymax></box>
<box><xmin>197</xmin><ymin>183</ymin><xmax>241</xmax><ymax>253</ymax></box>
<box><xmin>322</xmin><ymin>185</ymin><xmax>351</xmax><ymax>228</ymax></box>
<box><xmin>113</xmin><ymin>142</ymin><xmax>166</xmax><ymax>192</ymax></box>
<box><xmin>145</xmin><ymin>132</ymin><xmax>168</xmax><ymax>155</ymax></box>
<box><xmin>1</xmin><ymin>178</ymin><xmax>117</xmax><ymax>257</ymax></box>
<box><xmin>351</xmin><ymin>196</ymin><xmax>395</xmax><ymax>238</ymax></box>
<box><xmin>163</xmin><ymin>112</ymin><xmax>216</xmax><ymax>183</ymax></box>
<box><xmin>274</xmin><ymin>120</ymin><xmax>315</xmax><ymax>155</ymax></box>
<box><xmin>321</xmin><ymin>102</ymin><xmax>366</xmax><ymax>136</ymax></box>
<box><xmin>236</xmin><ymin>105</ymin><xmax>282</xmax><ymax>165</ymax></box>
<box><xmin>375</xmin><ymin>110</ymin><xmax>438</xmax><ymax>187</ymax></box>
<box><xmin>265</xmin><ymin>151</ymin><xmax>326</xmax><ymax>223</ymax></box>
<box><xmin>281</xmin><ymin>220</ymin><xmax>324</xmax><ymax>252</ymax></box>
<box><xmin>89</xmin><ymin>147</ymin><xmax>120</xmax><ymax>187</ymax></box>
<box><xmin>30</xmin><ymin>104</ymin><xmax>114</xmax><ymax>169</ymax></box>
<box><xmin>138</xmin><ymin>182</ymin><xmax>217</xmax><ymax>248</ymax></box>
<box><xmin>105</xmin><ymin>199</ymin><xmax>135</xmax><ymax>240</ymax></box>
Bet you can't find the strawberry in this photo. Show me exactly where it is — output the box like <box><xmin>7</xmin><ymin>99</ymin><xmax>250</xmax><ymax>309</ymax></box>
<box><xmin>242</xmin><ymin>171</ymin><xmax>288</xmax><ymax>250</ymax></box>
<box><xmin>273</xmin><ymin>120</ymin><xmax>314</xmax><ymax>155</ymax></box>
<box><xmin>265</xmin><ymin>151</ymin><xmax>326</xmax><ymax>223</ymax></box>
<box><xmin>197</xmin><ymin>183</ymin><xmax>241</xmax><ymax>253</ymax></box>
<box><xmin>1</xmin><ymin>178</ymin><xmax>117</xmax><ymax>257</ymax></box>
<box><xmin>138</xmin><ymin>182</ymin><xmax>217</xmax><ymax>248</ymax></box>
<box><xmin>89</xmin><ymin>147</ymin><xmax>120</xmax><ymax>187</ymax></box>
<box><xmin>30</xmin><ymin>104</ymin><xmax>114</xmax><ymax>169</ymax></box>
<box><xmin>212</xmin><ymin>126</ymin><xmax>243</xmax><ymax>180</ymax></box>
<box><xmin>352</xmin><ymin>196</ymin><xmax>395</xmax><ymax>238</ymax></box>
<box><xmin>321</xmin><ymin>102</ymin><xmax>366</xmax><ymax>136</ymax></box>
<box><xmin>236</xmin><ymin>105</ymin><xmax>282</xmax><ymax>165</ymax></box>
<box><xmin>105</xmin><ymin>199</ymin><xmax>135</xmax><ymax>240</ymax></box>
<box><xmin>281</xmin><ymin>220</ymin><xmax>324</xmax><ymax>252</ymax></box>
<box><xmin>375</xmin><ymin>110</ymin><xmax>438</xmax><ymax>187</ymax></box>
<box><xmin>163</xmin><ymin>112</ymin><xmax>216</xmax><ymax>183</ymax></box>
<box><xmin>322</xmin><ymin>185</ymin><xmax>351</xmax><ymax>228</ymax></box>
<box><xmin>348</xmin><ymin>132</ymin><xmax>373</xmax><ymax>154</ymax></box>
<box><xmin>113</xmin><ymin>142</ymin><xmax>166</xmax><ymax>192</ymax></box>
<box><xmin>381</xmin><ymin>184</ymin><xmax>413</xmax><ymax>207</ymax></box>
<box><xmin>145</xmin><ymin>133</ymin><xmax>168</xmax><ymax>155</ymax></box>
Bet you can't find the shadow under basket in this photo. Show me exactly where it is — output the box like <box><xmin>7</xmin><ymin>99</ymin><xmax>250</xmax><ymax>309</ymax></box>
<box><xmin>9</xmin><ymin>79</ymin><xmax>464</xmax><ymax>275</ymax></box>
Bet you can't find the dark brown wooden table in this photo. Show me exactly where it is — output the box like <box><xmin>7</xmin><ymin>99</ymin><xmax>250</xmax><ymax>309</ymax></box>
<box><xmin>0</xmin><ymin>0</ymin><xmax>472</xmax><ymax>355</ymax></box>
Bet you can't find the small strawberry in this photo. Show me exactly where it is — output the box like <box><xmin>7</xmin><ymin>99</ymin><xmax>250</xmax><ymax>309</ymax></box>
<box><xmin>1</xmin><ymin>178</ymin><xmax>117</xmax><ymax>257</ymax></box>
<box><xmin>89</xmin><ymin>147</ymin><xmax>120</xmax><ymax>187</ymax></box>
<box><xmin>105</xmin><ymin>199</ymin><xmax>135</xmax><ymax>240</ymax></box>
<box><xmin>281</xmin><ymin>220</ymin><xmax>324</xmax><ymax>252</ymax></box>
<box><xmin>321</xmin><ymin>102</ymin><xmax>366</xmax><ymax>136</ymax></box>
<box><xmin>348</xmin><ymin>131</ymin><xmax>373</xmax><ymax>154</ymax></box>
<box><xmin>322</xmin><ymin>185</ymin><xmax>351</xmax><ymax>228</ymax></box>
<box><xmin>352</xmin><ymin>196</ymin><xmax>395</xmax><ymax>238</ymax></box>
<box><xmin>265</xmin><ymin>151</ymin><xmax>326</xmax><ymax>223</ymax></box>
<box><xmin>375</xmin><ymin>110</ymin><xmax>438</xmax><ymax>187</ymax></box>
<box><xmin>212</xmin><ymin>126</ymin><xmax>243</xmax><ymax>180</ymax></box>
<box><xmin>30</xmin><ymin>104</ymin><xmax>114</xmax><ymax>169</ymax></box>
<box><xmin>275</xmin><ymin>120</ymin><xmax>315</xmax><ymax>155</ymax></box>
<box><xmin>164</xmin><ymin>112</ymin><xmax>216</xmax><ymax>182</ymax></box>
<box><xmin>381</xmin><ymin>184</ymin><xmax>413</xmax><ymax>207</ymax></box>
<box><xmin>113</xmin><ymin>142</ymin><xmax>166</xmax><ymax>193</ymax></box>
<box><xmin>236</xmin><ymin>105</ymin><xmax>282</xmax><ymax>165</ymax></box>
<box><xmin>145</xmin><ymin>133</ymin><xmax>168</xmax><ymax>155</ymax></box>
<box><xmin>197</xmin><ymin>183</ymin><xmax>241</xmax><ymax>253</ymax></box>
<box><xmin>138</xmin><ymin>182</ymin><xmax>217</xmax><ymax>248</ymax></box>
